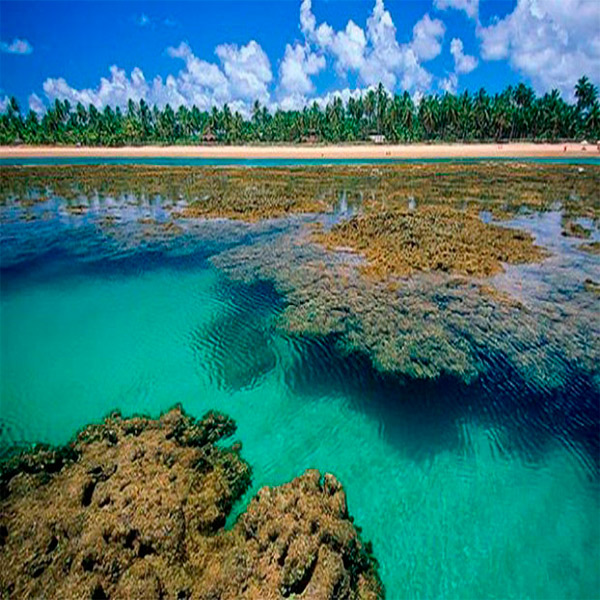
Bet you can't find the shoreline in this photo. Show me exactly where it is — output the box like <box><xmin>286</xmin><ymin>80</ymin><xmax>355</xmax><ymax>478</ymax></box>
<box><xmin>1</xmin><ymin>142</ymin><xmax>599</xmax><ymax>160</ymax></box>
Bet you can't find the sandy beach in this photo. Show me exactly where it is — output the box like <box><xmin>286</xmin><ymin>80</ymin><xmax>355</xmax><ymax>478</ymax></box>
<box><xmin>1</xmin><ymin>142</ymin><xmax>598</xmax><ymax>160</ymax></box>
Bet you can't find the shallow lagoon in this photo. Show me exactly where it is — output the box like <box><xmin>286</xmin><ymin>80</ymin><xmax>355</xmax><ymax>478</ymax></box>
<box><xmin>1</xmin><ymin>173</ymin><xmax>599</xmax><ymax>598</ymax></box>
<box><xmin>1</xmin><ymin>155</ymin><xmax>600</xmax><ymax>167</ymax></box>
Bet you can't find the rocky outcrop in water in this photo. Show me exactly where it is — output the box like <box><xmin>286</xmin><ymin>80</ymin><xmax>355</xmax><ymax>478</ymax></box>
<box><xmin>212</xmin><ymin>230</ymin><xmax>600</xmax><ymax>389</ymax></box>
<box><xmin>0</xmin><ymin>407</ymin><xmax>382</xmax><ymax>600</ymax></box>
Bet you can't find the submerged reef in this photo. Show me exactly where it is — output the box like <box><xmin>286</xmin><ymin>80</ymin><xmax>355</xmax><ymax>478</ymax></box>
<box><xmin>579</xmin><ymin>241</ymin><xmax>600</xmax><ymax>254</ymax></box>
<box><xmin>317</xmin><ymin>205</ymin><xmax>547</xmax><ymax>277</ymax></box>
<box><xmin>562</xmin><ymin>219</ymin><xmax>593</xmax><ymax>239</ymax></box>
<box><xmin>0</xmin><ymin>407</ymin><xmax>382</xmax><ymax>600</ymax></box>
<box><xmin>212</xmin><ymin>230</ymin><xmax>599</xmax><ymax>388</ymax></box>
<box><xmin>1</xmin><ymin>163</ymin><xmax>598</xmax><ymax>225</ymax></box>
<box><xmin>2</xmin><ymin>162</ymin><xmax>599</xmax><ymax>390</ymax></box>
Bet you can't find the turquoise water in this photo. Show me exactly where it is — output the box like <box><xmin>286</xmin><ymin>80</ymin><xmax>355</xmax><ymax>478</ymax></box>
<box><xmin>1</xmin><ymin>156</ymin><xmax>600</xmax><ymax>166</ymax></box>
<box><xmin>1</xmin><ymin>200</ymin><xmax>599</xmax><ymax>597</ymax></box>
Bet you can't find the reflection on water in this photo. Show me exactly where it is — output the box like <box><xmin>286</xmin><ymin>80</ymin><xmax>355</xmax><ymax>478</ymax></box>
<box><xmin>1</xmin><ymin>193</ymin><xmax>599</xmax><ymax>598</ymax></box>
<box><xmin>491</xmin><ymin>210</ymin><xmax>600</xmax><ymax>307</ymax></box>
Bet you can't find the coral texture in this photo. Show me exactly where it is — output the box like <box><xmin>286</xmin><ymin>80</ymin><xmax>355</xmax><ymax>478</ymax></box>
<box><xmin>318</xmin><ymin>205</ymin><xmax>547</xmax><ymax>277</ymax></box>
<box><xmin>0</xmin><ymin>407</ymin><xmax>382</xmax><ymax>600</ymax></box>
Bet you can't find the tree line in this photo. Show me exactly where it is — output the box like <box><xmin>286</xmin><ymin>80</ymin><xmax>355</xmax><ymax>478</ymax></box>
<box><xmin>1</xmin><ymin>77</ymin><xmax>598</xmax><ymax>146</ymax></box>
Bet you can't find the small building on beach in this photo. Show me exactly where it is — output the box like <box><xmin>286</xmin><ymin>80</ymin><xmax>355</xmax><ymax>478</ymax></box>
<box><xmin>368</xmin><ymin>133</ymin><xmax>386</xmax><ymax>144</ymax></box>
<box><xmin>201</xmin><ymin>130</ymin><xmax>217</xmax><ymax>144</ymax></box>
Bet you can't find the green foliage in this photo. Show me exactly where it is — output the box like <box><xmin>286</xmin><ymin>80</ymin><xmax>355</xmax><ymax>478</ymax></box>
<box><xmin>1</xmin><ymin>77</ymin><xmax>598</xmax><ymax>145</ymax></box>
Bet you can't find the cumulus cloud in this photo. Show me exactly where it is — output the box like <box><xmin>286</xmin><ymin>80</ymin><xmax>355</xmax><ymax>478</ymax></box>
<box><xmin>433</xmin><ymin>0</ymin><xmax>479</xmax><ymax>20</ymax></box>
<box><xmin>27</xmin><ymin>0</ymin><xmax>599</xmax><ymax>115</ymax></box>
<box><xmin>437</xmin><ymin>37</ymin><xmax>477</xmax><ymax>94</ymax></box>
<box><xmin>477</xmin><ymin>0</ymin><xmax>600</xmax><ymax>98</ymax></box>
<box><xmin>215</xmin><ymin>41</ymin><xmax>272</xmax><ymax>102</ymax></box>
<box><xmin>28</xmin><ymin>93</ymin><xmax>45</xmax><ymax>114</ymax></box>
<box><xmin>35</xmin><ymin>0</ymin><xmax>446</xmax><ymax>115</ymax></box>
<box><xmin>439</xmin><ymin>73</ymin><xmax>458</xmax><ymax>94</ymax></box>
<box><xmin>0</xmin><ymin>96</ymin><xmax>9</xmax><ymax>112</ymax></box>
<box><xmin>43</xmin><ymin>65</ymin><xmax>152</xmax><ymax>109</ymax></box>
<box><xmin>1</xmin><ymin>38</ymin><xmax>33</xmax><ymax>55</ymax></box>
<box><xmin>411</xmin><ymin>14</ymin><xmax>446</xmax><ymax>61</ymax></box>
<box><xmin>278</xmin><ymin>43</ymin><xmax>325</xmax><ymax>101</ymax></box>
<box><xmin>450</xmin><ymin>38</ymin><xmax>478</xmax><ymax>74</ymax></box>
<box><xmin>274</xmin><ymin>84</ymin><xmax>382</xmax><ymax>113</ymax></box>
<box><xmin>39</xmin><ymin>40</ymin><xmax>272</xmax><ymax>116</ymax></box>
<box><xmin>300</xmin><ymin>0</ymin><xmax>444</xmax><ymax>93</ymax></box>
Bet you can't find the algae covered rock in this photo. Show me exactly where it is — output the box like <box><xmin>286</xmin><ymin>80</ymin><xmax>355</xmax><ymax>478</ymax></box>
<box><xmin>317</xmin><ymin>205</ymin><xmax>548</xmax><ymax>278</ymax></box>
<box><xmin>0</xmin><ymin>407</ymin><xmax>382</xmax><ymax>600</ymax></box>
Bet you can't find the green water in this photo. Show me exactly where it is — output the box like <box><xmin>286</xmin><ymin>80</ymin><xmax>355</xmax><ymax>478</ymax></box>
<box><xmin>1</xmin><ymin>156</ymin><xmax>599</xmax><ymax>166</ymax></box>
<box><xmin>1</xmin><ymin>244</ymin><xmax>598</xmax><ymax>598</ymax></box>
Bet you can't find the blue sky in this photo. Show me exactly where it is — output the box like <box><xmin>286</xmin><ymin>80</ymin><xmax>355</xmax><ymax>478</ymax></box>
<box><xmin>0</xmin><ymin>0</ymin><xmax>598</xmax><ymax>115</ymax></box>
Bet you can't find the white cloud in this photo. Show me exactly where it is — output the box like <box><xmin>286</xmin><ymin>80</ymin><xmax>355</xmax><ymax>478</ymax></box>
<box><xmin>411</xmin><ymin>14</ymin><xmax>446</xmax><ymax>62</ymax></box>
<box><xmin>1</xmin><ymin>38</ymin><xmax>33</xmax><ymax>55</ymax></box>
<box><xmin>39</xmin><ymin>40</ymin><xmax>272</xmax><ymax>117</ymax></box>
<box><xmin>477</xmin><ymin>0</ymin><xmax>600</xmax><ymax>97</ymax></box>
<box><xmin>43</xmin><ymin>66</ymin><xmax>151</xmax><ymax>109</ymax></box>
<box><xmin>301</xmin><ymin>2</ymin><xmax>367</xmax><ymax>74</ymax></box>
<box><xmin>439</xmin><ymin>73</ymin><xmax>458</xmax><ymax>94</ymax></box>
<box><xmin>136</xmin><ymin>14</ymin><xmax>179</xmax><ymax>29</ymax></box>
<box><xmin>28</xmin><ymin>93</ymin><xmax>45</xmax><ymax>114</ymax></box>
<box><xmin>215</xmin><ymin>40</ymin><xmax>272</xmax><ymax>102</ymax></box>
<box><xmin>434</xmin><ymin>0</ymin><xmax>479</xmax><ymax>20</ymax></box>
<box><xmin>136</xmin><ymin>14</ymin><xmax>151</xmax><ymax>27</ymax></box>
<box><xmin>330</xmin><ymin>21</ymin><xmax>368</xmax><ymax>73</ymax></box>
<box><xmin>450</xmin><ymin>38</ymin><xmax>478</xmax><ymax>74</ymax></box>
<box><xmin>35</xmin><ymin>0</ymin><xmax>446</xmax><ymax>114</ymax></box>
<box><xmin>310</xmin><ymin>86</ymin><xmax>372</xmax><ymax>111</ymax></box>
<box><xmin>0</xmin><ymin>96</ymin><xmax>9</xmax><ymax>113</ymax></box>
<box><xmin>25</xmin><ymin>0</ymin><xmax>599</xmax><ymax>116</ymax></box>
<box><xmin>300</xmin><ymin>0</ymin><xmax>317</xmax><ymax>37</ymax></box>
<box><xmin>274</xmin><ymin>84</ymin><xmax>378</xmax><ymax>112</ymax></box>
<box><xmin>299</xmin><ymin>0</ymin><xmax>443</xmax><ymax>93</ymax></box>
<box><xmin>278</xmin><ymin>43</ymin><xmax>325</xmax><ymax>97</ymax></box>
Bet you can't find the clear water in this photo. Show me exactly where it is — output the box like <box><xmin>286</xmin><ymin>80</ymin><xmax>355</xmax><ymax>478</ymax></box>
<box><xmin>1</xmin><ymin>156</ymin><xmax>599</xmax><ymax>166</ymax></box>
<box><xmin>1</xmin><ymin>198</ymin><xmax>598</xmax><ymax>598</ymax></box>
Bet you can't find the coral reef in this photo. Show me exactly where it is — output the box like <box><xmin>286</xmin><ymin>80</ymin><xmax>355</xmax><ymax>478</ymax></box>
<box><xmin>0</xmin><ymin>407</ymin><xmax>382</xmax><ymax>600</ymax></box>
<box><xmin>317</xmin><ymin>205</ymin><xmax>547</xmax><ymax>277</ymax></box>
<box><xmin>212</xmin><ymin>232</ymin><xmax>599</xmax><ymax>387</ymax></box>
<box><xmin>562</xmin><ymin>220</ymin><xmax>592</xmax><ymax>238</ymax></box>
<box><xmin>584</xmin><ymin>278</ymin><xmax>600</xmax><ymax>295</ymax></box>
<box><xmin>2</xmin><ymin>161</ymin><xmax>598</xmax><ymax>393</ymax></box>
<box><xmin>579</xmin><ymin>241</ymin><xmax>600</xmax><ymax>254</ymax></box>
<box><xmin>1</xmin><ymin>163</ymin><xmax>598</xmax><ymax>224</ymax></box>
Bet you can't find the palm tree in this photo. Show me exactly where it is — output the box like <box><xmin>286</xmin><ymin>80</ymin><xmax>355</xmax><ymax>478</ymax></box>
<box><xmin>2</xmin><ymin>76</ymin><xmax>598</xmax><ymax>145</ymax></box>
<box><xmin>575</xmin><ymin>76</ymin><xmax>598</xmax><ymax>114</ymax></box>
<box><xmin>586</xmin><ymin>101</ymin><xmax>600</xmax><ymax>138</ymax></box>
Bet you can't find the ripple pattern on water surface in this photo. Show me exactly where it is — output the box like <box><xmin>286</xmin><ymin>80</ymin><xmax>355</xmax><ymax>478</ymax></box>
<box><xmin>189</xmin><ymin>278</ymin><xmax>285</xmax><ymax>392</ymax></box>
<box><xmin>1</xmin><ymin>191</ymin><xmax>599</xmax><ymax>599</ymax></box>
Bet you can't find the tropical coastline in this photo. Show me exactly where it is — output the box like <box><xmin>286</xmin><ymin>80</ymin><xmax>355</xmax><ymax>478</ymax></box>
<box><xmin>1</xmin><ymin>141</ymin><xmax>598</xmax><ymax>159</ymax></box>
<box><xmin>2</xmin><ymin>159</ymin><xmax>599</xmax><ymax>596</ymax></box>
<box><xmin>2</xmin><ymin>0</ymin><xmax>600</xmax><ymax>597</ymax></box>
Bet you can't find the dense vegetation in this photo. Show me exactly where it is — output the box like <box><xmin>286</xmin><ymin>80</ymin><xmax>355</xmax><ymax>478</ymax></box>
<box><xmin>1</xmin><ymin>77</ymin><xmax>598</xmax><ymax>145</ymax></box>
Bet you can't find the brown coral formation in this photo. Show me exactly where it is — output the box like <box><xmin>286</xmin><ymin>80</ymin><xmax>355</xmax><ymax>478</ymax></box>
<box><xmin>318</xmin><ymin>205</ymin><xmax>548</xmax><ymax>277</ymax></box>
<box><xmin>1</xmin><ymin>163</ymin><xmax>598</xmax><ymax>224</ymax></box>
<box><xmin>211</xmin><ymin>232</ymin><xmax>599</xmax><ymax>386</ymax></box>
<box><xmin>579</xmin><ymin>241</ymin><xmax>600</xmax><ymax>254</ymax></box>
<box><xmin>561</xmin><ymin>220</ymin><xmax>592</xmax><ymax>238</ymax></box>
<box><xmin>584</xmin><ymin>278</ymin><xmax>600</xmax><ymax>295</ymax></box>
<box><xmin>0</xmin><ymin>407</ymin><xmax>382</xmax><ymax>600</ymax></box>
